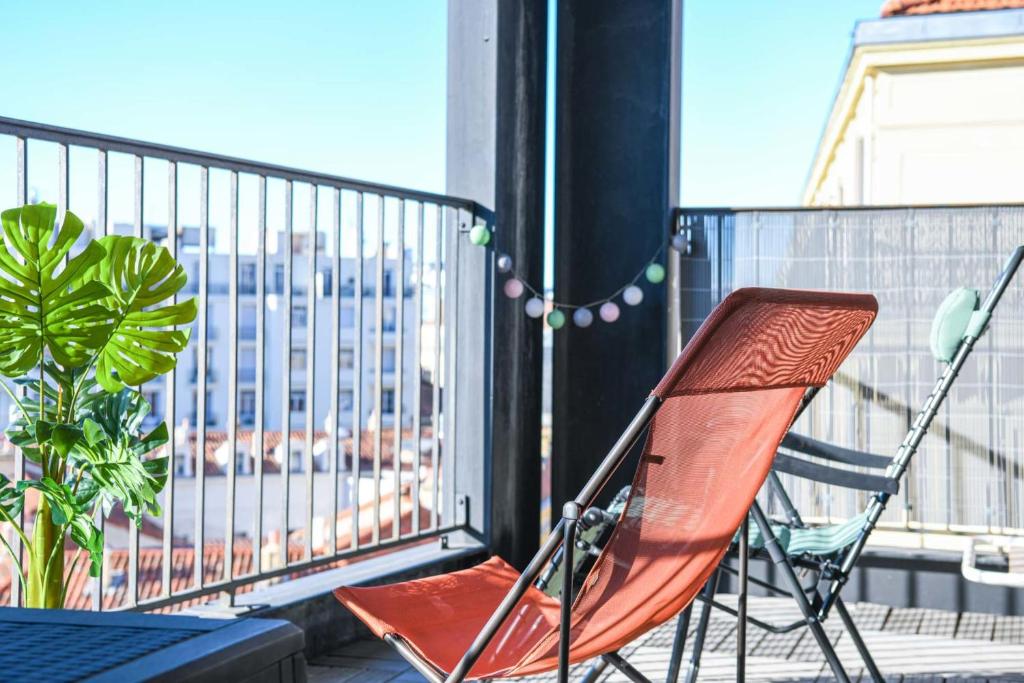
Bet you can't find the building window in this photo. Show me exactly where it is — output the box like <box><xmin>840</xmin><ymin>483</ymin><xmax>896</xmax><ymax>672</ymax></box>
<box><xmin>142</xmin><ymin>390</ymin><xmax>160</xmax><ymax>416</ymax></box>
<box><xmin>341</xmin><ymin>390</ymin><xmax>354</xmax><ymax>411</ymax></box>
<box><xmin>239</xmin><ymin>390</ymin><xmax>256</xmax><ymax>426</ymax></box>
<box><xmin>289</xmin><ymin>390</ymin><xmax>306</xmax><ymax>413</ymax></box>
<box><xmin>383</xmin><ymin>270</ymin><xmax>394</xmax><ymax>297</ymax></box>
<box><xmin>239</xmin><ymin>347</ymin><xmax>256</xmax><ymax>382</ymax></box>
<box><xmin>382</xmin><ymin>348</ymin><xmax>396</xmax><ymax>372</ymax></box>
<box><xmin>381</xmin><ymin>389</ymin><xmax>395</xmax><ymax>415</ymax></box>
<box><xmin>274</xmin><ymin>264</ymin><xmax>285</xmax><ymax>293</ymax></box>
<box><xmin>340</xmin><ymin>307</ymin><xmax>355</xmax><ymax>328</ymax></box>
<box><xmin>339</xmin><ymin>348</ymin><xmax>354</xmax><ymax>369</ymax></box>
<box><xmin>293</xmin><ymin>305</ymin><xmax>307</xmax><ymax>327</ymax></box>
<box><xmin>290</xmin><ymin>348</ymin><xmax>306</xmax><ymax>371</ymax></box>
<box><xmin>240</xmin><ymin>263</ymin><xmax>257</xmax><ymax>294</ymax></box>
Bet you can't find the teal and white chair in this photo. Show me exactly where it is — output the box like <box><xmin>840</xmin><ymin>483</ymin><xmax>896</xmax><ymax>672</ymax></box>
<box><xmin>673</xmin><ymin>245</ymin><xmax>1024</xmax><ymax>683</ymax></box>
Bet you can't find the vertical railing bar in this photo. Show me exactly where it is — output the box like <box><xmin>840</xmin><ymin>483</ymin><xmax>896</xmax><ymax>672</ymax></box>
<box><xmin>160</xmin><ymin>160</ymin><xmax>176</xmax><ymax>603</ymax></box>
<box><xmin>253</xmin><ymin>176</ymin><xmax>267</xmax><ymax>577</ymax></box>
<box><xmin>304</xmin><ymin>184</ymin><xmax>317</xmax><ymax>561</ymax></box>
<box><xmin>372</xmin><ymin>196</ymin><xmax>385</xmax><ymax>545</ymax></box>
<box><xmin>392</xmin><ymin>200</ymin><xmax>406</xmax><ymax>540</ymax></box>
<box><xmin>225</xmin><ymin>170</ymin><xmax>239</xmax><ymax>593</ymax></box>
<box><xmin>430</xmin><ymin>207</ymin><xmax>443</xmax><ymax>530</ymax></box>
<box><xmin>133</xmin><ymin>155</ymin><xmax>144</xmax><ymax>238</ymax></box>
<box><xmin>10</xmin><ymin>137</ymin><xmax>26</xmax><ymax>608</ymax></box>
<box><xmin>443</xmin><ymin>210</ymin><xmax>461</xmax><ymax>528</ymax></box>
<box><xmin>57</xmin><ymin>143</ymin><xmax>68</xmax><ymax>219</ymax></box>
<box><xmin>351</xmin><ymin>193</ymin><xmax>365</xmax><ymax>551</ymax></box>
<box><xmin>280</xmin><ymin>179</ymin><xmax>293</xmax><ymax>568</ymax></box>
<box><xmin>194</xmin><ymin>166</ymin><xmax>210</xmax><ymax>590</ymax></box>
<box><xmin>94</xmin><ymin>149</ymin><xmax>109</xmax><ymax>610</ymax></box>
<box><xmin>409</xmin><ymin>202</ymin><xmax>424</xmax><ymax>537</ymax></box>
<box><xmin>328</xmin><ymin>188</ymin><xmax>341</xmax><ymax>555</ymax></box>
<box><xmin>127</xmin><ymin>153</ymin><xmax>143</xmax><ymax>608</ymax></box>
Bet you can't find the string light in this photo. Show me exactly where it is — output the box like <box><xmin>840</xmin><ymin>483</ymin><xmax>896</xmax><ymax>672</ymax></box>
<box><xmin>470</xmin><ymin>223</ymin><xmax>688</xmax><ymax>330</ymax></box>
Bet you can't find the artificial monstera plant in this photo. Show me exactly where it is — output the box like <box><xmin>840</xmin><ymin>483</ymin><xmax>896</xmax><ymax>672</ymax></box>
<box><xmin>0</xmin><ymin>203</ymin><xmax>196</xmax><ymax>608</ymax></box>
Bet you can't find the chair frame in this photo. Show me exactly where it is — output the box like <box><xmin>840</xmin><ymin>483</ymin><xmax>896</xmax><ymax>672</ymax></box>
<box><xmin>376</xmin><ymin>247</ymin><xmax>1020</xmax><ymax>683</ymax></box>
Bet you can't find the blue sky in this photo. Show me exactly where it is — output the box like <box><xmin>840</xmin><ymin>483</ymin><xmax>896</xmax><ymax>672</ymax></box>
<box><xmin>1</xmin><ymin>0</ymin><xmax>882</xmax><ymax>215</ymax></box>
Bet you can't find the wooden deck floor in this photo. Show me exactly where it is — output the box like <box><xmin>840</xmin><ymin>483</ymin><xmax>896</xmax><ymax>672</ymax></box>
<box><xmin>309</xmin><ymin>596</ymin><xmax>1024</xmax><ymax>682</ymax></box>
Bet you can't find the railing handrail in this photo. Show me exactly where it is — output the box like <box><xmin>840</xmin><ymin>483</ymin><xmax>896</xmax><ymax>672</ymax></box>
<box><xmin>0</xmin><ymin>115</ymin><xmax>476</xmax><ymax>210</ymax></box>
<box><xmin>675</xmin><ymin>202</ymin><xmax>1024</xmax><ymax>215</ymax></box>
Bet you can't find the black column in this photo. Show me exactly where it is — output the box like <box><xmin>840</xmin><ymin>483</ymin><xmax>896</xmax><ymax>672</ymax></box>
<box><xmin>552</xmin><ymin>0</ymin><xmax>682</xmax><ymax>510</ymax></box>
<box><xmin>447</xmin><ymin>0</ymin><xmax>546</xmax><ymax>568</ymax></box>
<box><xmin>491</xmin><ymin>0</ymin><xmax>547</xmax><ymax>568</ymax></box>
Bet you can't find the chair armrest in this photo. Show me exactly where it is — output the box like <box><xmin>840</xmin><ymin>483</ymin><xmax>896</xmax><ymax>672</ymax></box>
<box><xmin>781</xmin><ymin>433</ymin><xmax>891</xmax><ymax>469</ymax></box>
<box><xmin>773</xmin><ymin>453</ymin><xmax>899</xmax><ymax>494</ymax></box>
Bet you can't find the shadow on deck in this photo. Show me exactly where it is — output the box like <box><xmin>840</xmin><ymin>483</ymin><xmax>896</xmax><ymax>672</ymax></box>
<box><xmin>308</xmin><ymin>595</ymin><xmax>1024</xmax><ymax>682</ymax></box>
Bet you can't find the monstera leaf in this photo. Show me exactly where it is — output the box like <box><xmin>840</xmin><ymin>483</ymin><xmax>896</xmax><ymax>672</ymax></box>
<box><xmin>0</xmin><ymin>204</ymin><xmax>115</xmax><ymax>375</ymax></box>
<box><xmin>85</xmin><ymin>235</ymin><xmax>197</xmax><ymax>392</ymax></box>
<box><xmin>69</xmin><ymin>388</ymin><xmax>168</xmax><ymax>523</ymax></box>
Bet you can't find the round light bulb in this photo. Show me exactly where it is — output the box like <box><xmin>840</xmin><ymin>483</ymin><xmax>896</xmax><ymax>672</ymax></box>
<box><xmin>496</xmin><ymin>253</ymin><xmax>513</xmax><ymax>273</ymax></box>
<box><xmin>645</xmin><ymin>263</ymin><xmax>666</xmax><ymax>284</ymax></box>
<box><xmin>469</xmin><ymin>224</ymin><xmax>491</xmax><ymax>246</ymax></box>
<box><xmin>622</xmin><ymin>285</ymin><xmax>644</xmax><ymax>306</ymax></box>
<box><xmin>525</xmin><ymin>297</ymin><xmax>546</xmax><ymax>318</ymax></box>
<box><xmin>572</xmin><ymin>308</ymin><xmax>593</xmax><ymax>328</ymax></box>
<box><xmin>503</xmin><ymin>278</ymin><xmax>524</xmax><ymax>299</ymax></box>
<box><xmin>671</xmin><ymin>233</ymin><xmax>689</xmax><ymax>253</ymax></box>
<box><xmin>599</xmin><ymin>301</ymin><xmax>620</xmax><ymax>323</ymax></box>
<box><xmin>547</xmin><ymin>309</ymin><xmax>566</xmax><ymax>329</ymax></box>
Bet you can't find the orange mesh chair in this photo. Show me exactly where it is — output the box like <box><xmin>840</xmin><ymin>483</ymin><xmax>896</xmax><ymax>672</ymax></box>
<box><xmin>335</xmin><ymin>287</ymin><xmax>877</xmax><ymax>682</ymax></box>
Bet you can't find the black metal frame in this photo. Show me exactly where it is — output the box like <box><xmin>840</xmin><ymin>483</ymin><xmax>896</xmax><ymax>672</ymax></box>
<box><xmin>380</xmin><ymin>247</ymin><xmax>1020</xmax><ymax>681</ymax></box>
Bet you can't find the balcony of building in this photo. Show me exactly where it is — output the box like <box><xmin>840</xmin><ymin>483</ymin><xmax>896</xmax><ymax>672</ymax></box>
<box><xmin>2</xmin><ymin>2</ymin><xmax>1024</xmax><ymax>682</ymax></box>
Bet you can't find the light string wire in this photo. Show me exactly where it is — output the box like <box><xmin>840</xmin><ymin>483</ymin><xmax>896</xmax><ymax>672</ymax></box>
<box><xmin>501</xmin><ymin>242</ymin><xmax>667</xmax><ymax>310</ymax></box>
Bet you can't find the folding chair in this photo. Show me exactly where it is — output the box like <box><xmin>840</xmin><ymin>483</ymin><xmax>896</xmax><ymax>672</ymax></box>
<box><xmin>675</xmin><ymin>245</ymin><xmax>1024</xmax><ymax>683</ymax></box>
<box><xmin>334</xmin><ymin>287</ymin><xmax>877</xmax><ymax>682</ymax></box>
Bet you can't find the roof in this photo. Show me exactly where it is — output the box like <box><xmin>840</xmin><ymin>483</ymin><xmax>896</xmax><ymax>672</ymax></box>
<box><xmin>168</xmin><ymin>426</ymin><xmax>435</xmax><ymax>476</ymax></box>
<box><xmin>0</xmin><ymin>485</ymin><xmax>433</xmax><ymax>611</ymax></box>
<box><xmin>882</xmin><ymin>0</ymin><xmax>1024</xmax><ymax>16</ymax></box>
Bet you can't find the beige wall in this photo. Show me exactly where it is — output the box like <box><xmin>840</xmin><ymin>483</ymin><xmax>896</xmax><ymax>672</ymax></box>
<box><xmin>805</xmin><ymin>38</ymin><xmax>1024</xmax><ymax>206</ymax></box>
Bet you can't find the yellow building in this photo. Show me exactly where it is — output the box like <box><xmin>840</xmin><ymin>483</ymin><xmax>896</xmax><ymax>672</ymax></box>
<box><xmin>804</xmin><ymin>1</ymin><xmax>1024</xmax><ymax>206</ymax></box>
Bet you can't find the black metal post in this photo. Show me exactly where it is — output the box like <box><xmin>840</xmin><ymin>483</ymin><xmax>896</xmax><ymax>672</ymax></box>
<box><xmin>551</xmin><ymin>0</ymin><xmax>682</xmax><ymax>512</ymax></box>
<box><xmin>748</xmin><ymin>502</ymin><xmax>850</xmax><ymax>683</ymax></box>
<box><xmin>737</xmin><ymin>515</ymin><xmax>749</xmax><ymax>682</ymax></box>
<box><xmin>490</xmin><ymin>0</ymin><xmax>547</xmax><ymax>569</ymax></box>
<box><xmin>834</xmin><ymin>597</ymin><xmax>883</xmax><ymax>683</ymax></box>
<box><xmin>684</xmin><ymin>571</ymin><xmax>720</xmax><ymax>683</ymax></box>
<box><xmin>666</xmin><ymin>604</ymin><xmax>693</xmax><ymax>683</ymax></box>
<box><xmin>559</xmin><ymin>502</ymin><xmax>580</xmax><ymax>683</ymax></box>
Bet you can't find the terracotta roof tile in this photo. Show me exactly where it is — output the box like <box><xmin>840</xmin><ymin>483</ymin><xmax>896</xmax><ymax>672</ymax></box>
<box><xmin>0</xmin><ymin>485</ymin><xmax>434</xmax><ymax>611</ymax></box>
<box><xmin>881</xmin><ymin>0</ymin><xmax>1024</xmax><ymax>16</ymax></box>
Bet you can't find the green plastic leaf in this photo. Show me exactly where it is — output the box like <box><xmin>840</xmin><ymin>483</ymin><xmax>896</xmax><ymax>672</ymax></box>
<box><xmin>0</xmin><ymin>473</ymin><xmax>25</xmax><ymax>519</ymax></box>
<box><xmin>50</xmin><ymin>424</ymin><xmax>83</xmax><ymax>459</ymax></box>
<box><xmin>84</xmin><ymin>235</ymin><xmax>196</xmax><ymax>392</ymax></box>
<box><xmin>69</xmin><ymin>389</ymin><xmax>168</xmax><ymax>524</ymax></box>
<box><xmin>0</xmin><ymin>204</ymin><xmax>115</xmax><ymax>375</ymax></box>
<box><xmin>69</xmin><ymin>514</ymin><xmax>103</xmax><ymax>577</ymax></box>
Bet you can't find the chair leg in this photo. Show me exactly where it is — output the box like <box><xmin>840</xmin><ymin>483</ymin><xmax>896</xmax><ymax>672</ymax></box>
<box><xmin>737</xmin><ymin>515</ymin><xmax>749</xmax><ymax>683</ymax></box>
<box><xmin>748</xmin><ymin>502</ymin><xmax>851</xmax><ymax>683</ymax></box>
<box><xmin>834</xmin><ymin>597</ymin><xmax>883</xmax><ymax>683</ymax></box>
<box><xmin>579</xmin><ymin>656</ymin><xmax>610</xmax><ymax>683</ymax></box>
<box><xmin>684</xmin><ymin>570</ymin><xmax>721</xmax><ymax>683</ymax></box>
<box><xmin>665</xmin><ymin>604</ymin><xmax>693</xmax><ymax>683</ymax></box>
<box><xmin>559</xmin><ymin>502</ymin><xmax>580</xmax><ymax>683</ymax></box>
<box><xmin>602</xmin><ymin>652</ymin><xmax>652</xmax><ymax>683</ymax></box>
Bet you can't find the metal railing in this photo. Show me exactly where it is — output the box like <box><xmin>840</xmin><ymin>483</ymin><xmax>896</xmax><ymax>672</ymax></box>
<box><xmin>670</xmin><ymin>206</ymin><xmax>1024</xmax><ymax>535</ymax></box>
<box><xmin>0</xmin><ymin>116</ymin><xmax>490</xmax><ymax>611</ymax></box>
